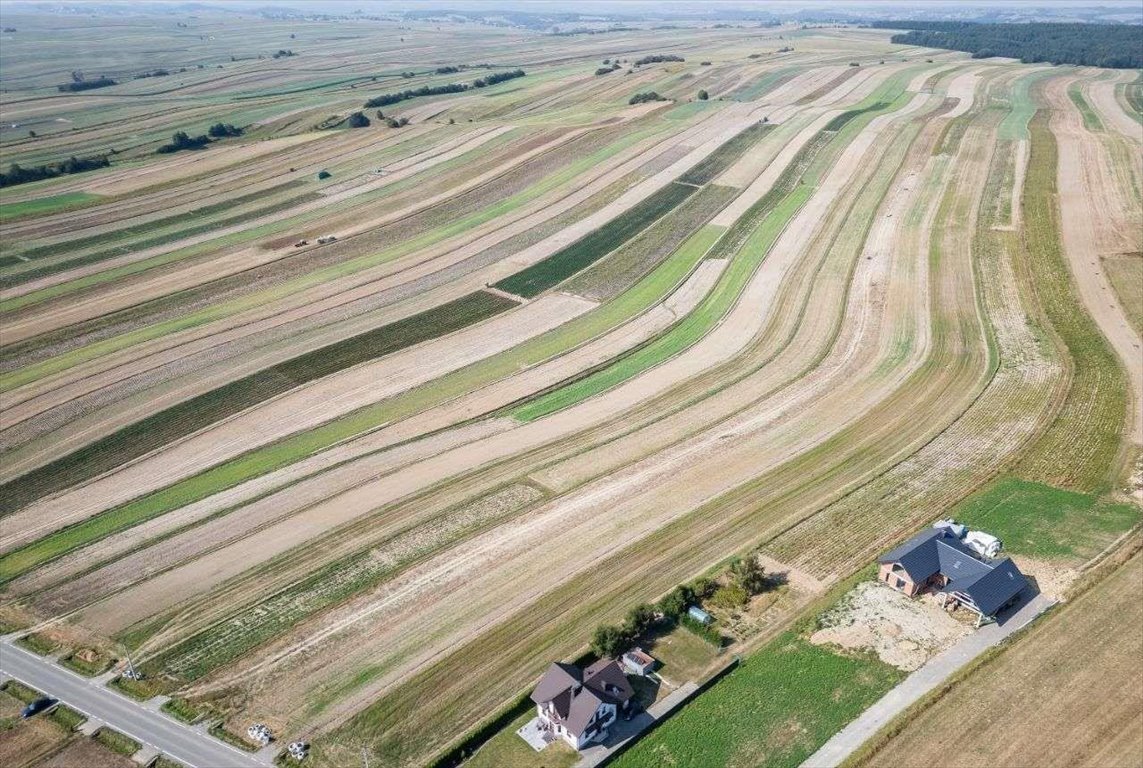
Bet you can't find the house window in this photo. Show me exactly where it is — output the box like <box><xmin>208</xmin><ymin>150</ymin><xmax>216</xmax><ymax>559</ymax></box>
<box><xmin>895</xmin><ymin>577</ymin><xmax>906</xmax><ymax>589</ymax></box>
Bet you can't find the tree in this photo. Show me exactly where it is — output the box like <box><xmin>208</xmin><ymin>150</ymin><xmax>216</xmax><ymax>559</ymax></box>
<box><xmin>346</xmin><ymin>111</ymin><xmax>370</xmax><ymax>128</ymax></box>
<box><xmin>590</xmin><ymin>624</ymin><xmax>631</xmax><ymax>658</ymax></box>
<box><xmin>729</xmin><ymin>555</ymin><xmax>767</xmax><ymax>594</ymax></box>
<box><xmin>624</xmin><ymin>603</ymin><xmax>657</xmax><ymax>636</ymax></box>
<box><xmin>697</xmin><ymin>89</ymin><xmax>709</xmax><ymax>101</ymax></box>
<box><xmin>691</xmin><ymin>577</ymin><xmax>717</xmax><ymax>599</ymax></box>
<box><xmin>657</xmin><ymin>585</ymin><xmax>694</xmax><ymax>619</ymax></box>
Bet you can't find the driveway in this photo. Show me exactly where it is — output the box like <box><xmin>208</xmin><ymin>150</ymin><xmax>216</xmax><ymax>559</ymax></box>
<box><xmin>800</xmin><ymin>591</ymin><xmax>1055</xmax><ymax>768</ymax></box>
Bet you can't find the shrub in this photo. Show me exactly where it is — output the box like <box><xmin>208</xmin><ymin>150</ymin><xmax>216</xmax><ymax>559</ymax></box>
<box><xmin>634</xmin><ymin>54</ymin><xmax>684</xmax><ymax>65</ymax></box>
<box><xmin>207</xmin><ymin>122</ymin><xmax>243</xmax><ymax>137</ymax></box>
<box><xmin>657</xmin><ymin>585</ymin><xmax>694</xmax><ymax>619</ymax></box>
<box><xmin>625</xmin><ymin>603</ymin><xmax>657</xmax><ymax>635</ymax></box>
<box><xmin>691</xmin><ymin>577</ymin><xmax>717</xmax><ymax>599</ymax></box>
<box><xmin>710</xmin><ymin>583</ymin><xmax>748</xmax><ymax>609</ymax></box>
<box><xmin>729</xmin><ymin>555</ymin><xmax>767</xmax><ymax>594</ymax></box>
<box><xmin>346</xmin><ymin>111</ymin><xmax>370</xmax><ymax>128</ymax></box>
<box><xmin>697</xmin><ymin>89</ymin><xmax>709</xmax><ymax>100</ymax></box>
<box><xmin>317</xmin><ymin>169</ymin><xmax>332</xmax><ymax>180</ymax></box>
<box><xmin>629</xmin><ymin>91</ymin><xmax>667</xmax><ymax>105</ymax></box>
<box><xmin>57</xmin><ymin>76</ymin><xmax>116</xmax><ymax>92</ymax></box>
<box><xmin>156</xmin><ymin>130</ymin><xmax>211</xmax><ymax>154</ymax></box>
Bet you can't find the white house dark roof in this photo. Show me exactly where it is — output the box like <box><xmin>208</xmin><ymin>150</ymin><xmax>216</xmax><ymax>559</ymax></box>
<box><xmin>880</xmin><ymin>528</ymin><xmax>1028</xmax><ymax>617</ymax></box>
<box><xmin>530</xmin><ymin>659</ymin><xmax>634</xmax><ymax>737</ymax></box>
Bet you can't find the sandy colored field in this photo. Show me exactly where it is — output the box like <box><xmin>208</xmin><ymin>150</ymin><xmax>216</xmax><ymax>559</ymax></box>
<box><xmin>860</xmin><ymin>546</ymin><xmax>1143</xmax><ymax>768</ymax></box>
<box><xmin>1047</xmin><ymin>75</ymin><xmax>1143</xmax><ymax>444</ymax></box>
<box><xmin>74</xmin><ymin>80</ymin><xmax>942</xmax><ymax>640</ymax></box>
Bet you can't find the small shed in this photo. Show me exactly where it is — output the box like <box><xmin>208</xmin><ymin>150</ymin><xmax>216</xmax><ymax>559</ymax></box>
<box><xmin>687</xmin><ymin>606</ymin><xmax>714</xmax><ymax>626</ymax></box>
<box><xmin>621</xmin><ymin>647</ymin><xmax>656</xmax><ymax>676</ymax></box>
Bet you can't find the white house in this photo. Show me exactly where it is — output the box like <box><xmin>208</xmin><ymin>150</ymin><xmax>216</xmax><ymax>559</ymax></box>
<box><xmin>529</xmin><ymin>659</ymin><xmax>634</xmax><ymax>749</ymax></box>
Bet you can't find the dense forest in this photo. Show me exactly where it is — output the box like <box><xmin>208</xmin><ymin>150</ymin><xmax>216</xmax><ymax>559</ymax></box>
<box><xmin>874</xmin><ymin>21</ymin><xmax>1142</xmax><ymax>68</ymax></box>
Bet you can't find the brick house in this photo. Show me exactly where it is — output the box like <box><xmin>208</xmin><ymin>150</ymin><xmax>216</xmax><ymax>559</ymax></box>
<box><xmin>878</xmin><ymin>527</ymin><xmax>1029</xmax><ymax>625</ymax></box>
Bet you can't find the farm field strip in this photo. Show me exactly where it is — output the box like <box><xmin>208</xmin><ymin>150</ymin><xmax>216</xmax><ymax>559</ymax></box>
<box><xmin>3</xmin><ymin>23</ymin><xmax>1135</xmax><ymax>768</ymax></box>
<box><xmin>44</xmin><ymin>70</ymin><xmax>932</xmax><ymax>649</ymax></box>
<box><xmin>304</xmin><ymin>93</ymin><xmax>1000</xmax><ymax>765</ymax></box>
<box><xmin>0</xmin><ymin>292</ymin><xmax>597</xmax><ymax>554</ymax></box>
<box><xmin>0</xmin><ymin>106</ymin><xmax>716</xmax><ymax>403</ymax></box>
<box><xmin>0</xmin><ymin>102</ymin><xmax>780</xmax><ymax>528</ymax></box>
<box><xmin>129</xmin><ymin>64</ymin><xmax>955</xmax><ymax>731</ymax></box>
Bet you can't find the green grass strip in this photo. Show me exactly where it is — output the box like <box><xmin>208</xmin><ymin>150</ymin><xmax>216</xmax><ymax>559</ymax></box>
<box><xmin>510</xmin><ymin>89</ymin><xmax>910</xmax><ymax>422</ymax></box>
<box><xmin>952</xmin><ymin>477</ymin><xmax>1139</xmax><ymax>561</ymax></box>
<box><xmin>493</xmin><ymin>181</ymin><xmax>698</xmax><ymax>298</ymax></box>
<box><xmin>1068</xmin><ymin>82</ymin><xmax>1104</xmax><ymax>132</ymax></box>
<box><xmin>513</xmin><ymin>188</ymin><xmax>808</xmax><ymax>421</ymax></box>
<box><xmin>0</xmin><ymin>291</ymin><xmax>517</xmax><ymax>576</ymax></box>
<box><xmin>677</xmin><ymin>122</ymin><xmax>774</xmax><ymax>185</ymax></box>
<box><xmin>0</xmin><ymin>191</ymin><xmax>102</xmax><ymax>223</ymax></box>
<box><xmin>1012</xmin><ymin>112</ymin><xmax>1128</xmax><ymax>491</ymax></box>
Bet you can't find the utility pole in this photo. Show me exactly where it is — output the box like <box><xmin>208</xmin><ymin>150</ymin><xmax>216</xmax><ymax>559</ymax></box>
<box><xmin>124</xmin><ymin>650</ymin><xmax>138</xmax><ymax>680</ymax></box>
<box><xmin>362</xmin><ymin>747</ymin><xmax>369</xmax><ymax>768</ymax></box>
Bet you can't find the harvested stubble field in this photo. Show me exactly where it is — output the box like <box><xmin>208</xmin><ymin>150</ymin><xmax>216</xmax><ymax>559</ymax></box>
<box><xmin>1</xmin><ymin>9</ymin><xmax>1139</xmax><ymax>768</ymax></box>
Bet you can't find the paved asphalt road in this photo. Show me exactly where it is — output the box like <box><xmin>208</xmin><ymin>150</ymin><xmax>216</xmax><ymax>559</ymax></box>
<box><xmin>800</xmin><ymin>591</ymin><xmax>1055</xmax><ymax>768</ymax></box>
<box><xmin>0</xmin><ymin>639</ymin><xmax>270</xmax><ymax>768</ymax></box>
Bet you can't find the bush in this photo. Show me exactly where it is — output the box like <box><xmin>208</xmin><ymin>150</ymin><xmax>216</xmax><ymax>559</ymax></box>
<box><xmin>156</xmin><ymin>130</ymin><xmax>211</xmax><ymax>154</ymax></box>
<box><xmin>697</xmin><ymin>89</ymin><xmax>709</xmax><ymax>101</ymax></box>
<box><xmin>317</xmin><ymin>169</ymin><xmax>332</xmax><ymax>180</ymax></box>
<box><xmin>591</xmin><ymin>624</ymin><xmax>632</xmax><ymax>658</ymax></box>
<box><xmin>710</xmin><ymin>584</ymin><xmax>748</xmax><ymax>609</ymax></box>
<box><xmin>57</xmin><ymin>76</ymin><xmax>116</xmax><ymax>92</ymax></box>
<box><xmin>657</xmin><ymin>585</ymin><xmax>695</xmax><ymax>619</ymax></box>
<box><xmin>207</xmin><ymin>122</ymin><xmax>243</xmax><ymax>138</ymax></box>
<box><xmin>346</xmin><ymin>111</ymin><xmax>370</xmax><ymax>128</ymax></box>
<box><xmin>625</xmin><ymin>603</ymin><xmax>657</xmax><ymax>635</ymax></box>
<box><xmin>629</xmin><ymin>91</ymin><xmax>667</xmax><ymax>105</ymax></box>
<box><xmin>691</xmin><ymin>577</ymin><xmax>717</xmax><ymax>599</ymax></box>
<box><xmin>634</xmin><ymin>54</ymin><xmax>684</xmax><ymax>65</ymax></box>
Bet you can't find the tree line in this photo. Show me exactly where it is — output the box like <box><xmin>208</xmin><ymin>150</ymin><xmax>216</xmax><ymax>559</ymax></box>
<box><xmin>363</xmin><ymin>69</ymin><xmax>526</xmax><ymax>109</ymax></box>
<box><xmin>873</xmin><ymin>21</ymin><xmax>1142</xmax><ymax>68</ymax></box>
<box><xmin>1</xmin><ymin>155</ymin><xmax>109</xmax><ymax>187</ymax></box>
<box><xmin>634</xmin><ymin>54</ymin><xmax>685</xmax><ymax>65</ymax></box>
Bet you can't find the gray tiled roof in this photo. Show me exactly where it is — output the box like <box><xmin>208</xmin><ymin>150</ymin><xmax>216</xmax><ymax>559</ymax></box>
<box><xmin>881</xmin><ymin>527</ymin><xmax>1027</xmax><ymax>617</ymax></box>
<box><xmin>941</xmin><ymin>558</ymin><xmax>1028</xmax><ymax>616</ymax></box>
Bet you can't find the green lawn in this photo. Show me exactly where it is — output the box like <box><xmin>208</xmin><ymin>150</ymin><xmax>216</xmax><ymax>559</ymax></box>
<box><xmin>951</xmin><ymin>477</ymin><xmax>1140</xmax><ymax>561</ymax></box>
<box><xmin>611</xmin><ymin>633</ymin><xmax>903</xmax><ymax>768</ymax></box>
<box><xmin>463</xmin><ymin>709</ymin><xmax>578</xmax><ymax>768</ymax></box>
<box><xmin>645</xmin><ymin>624</ymin><xmax>723</xmax><ymax>684</ymax></box>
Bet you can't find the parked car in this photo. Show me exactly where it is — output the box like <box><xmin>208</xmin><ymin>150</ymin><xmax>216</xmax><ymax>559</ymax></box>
<box><xmin>21</xmin><ymin>697</ymin><xmax>56</xmax><ymax>719</ymax></box>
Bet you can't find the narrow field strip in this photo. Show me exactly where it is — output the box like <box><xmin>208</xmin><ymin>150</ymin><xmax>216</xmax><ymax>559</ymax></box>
<box><xmin>0</xmin><ymin>291</ymin><xmax>518</xmax><ymax>524</ymax></box>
